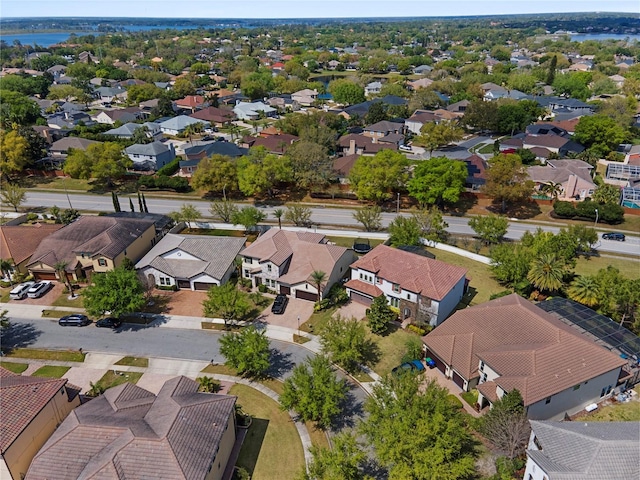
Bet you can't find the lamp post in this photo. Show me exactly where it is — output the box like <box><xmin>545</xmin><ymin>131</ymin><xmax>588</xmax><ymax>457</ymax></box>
<box><xmin>297</xmin><ymin>316</ymin><xmax>300</xmax><ymax>337</ymax></box>
<box><xmin>594</xmin><ymin>208</ymin><xmax>599</xmax><ymax>227</ymax></box>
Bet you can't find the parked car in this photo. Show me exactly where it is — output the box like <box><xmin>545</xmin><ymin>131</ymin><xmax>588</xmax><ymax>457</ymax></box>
<box><xmin>9</xmin><ymin>281</ymin><xmax>35</xmax><ymax>300</ymax></box>
<box><xmin>27</xmin><ymin>281</ymin><xmax>53</xmax><ymax>298</ymax></box>
<box><xmin>271</xmin><ymin>294</ymin><xmax>288</xmax><ymax>314</ymax></box>
<box><xmin>602</xmin><ymin>232</ymin><xmax>626</xmax><ymax>241</ymax></box>
<box><xmin>96</xmin><ymin>317</ymin><xmax>122</xmax><ymax>328</ymax></box>
<box><xmin>58</xmin><ymin>314</ymin><xmax>92</xmax><ymax>327</ymax></box>
<box><xmin>391</xmin><ymin>360</ymin><xmax>425</xmax><ymax>375</ymax></box>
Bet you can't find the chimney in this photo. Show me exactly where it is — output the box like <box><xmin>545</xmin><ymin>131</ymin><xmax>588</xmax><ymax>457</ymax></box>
<box><xmin>349</xmin><ymin>139</ymin><xmax>356</xmax><ymax>155</ymax></box>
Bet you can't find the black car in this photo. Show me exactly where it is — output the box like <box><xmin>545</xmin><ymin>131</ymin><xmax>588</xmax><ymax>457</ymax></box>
<box><xmin>602</xmin><ymin>232</ymin><xmax>626</xmax><ymax>241</ymax></box>
<box><xmin>96</xmin><ymin>317</ymin><xmax>122</xmax><ymax>328</ymax></box>
<box><xmin>58</xmin><ymin>314</ymin><xmax>92</xmax><ymax>327</ymax></box>
<box><xmin>271</xmin><ymin>294</ymin><xmax>288</xmax><ymax>314</ymax></box>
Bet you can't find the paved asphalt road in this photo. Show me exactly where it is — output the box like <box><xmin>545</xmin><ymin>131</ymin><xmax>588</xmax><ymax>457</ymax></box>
<box><xmin>3</xmin><ymin>317</ymin><xmax>368</xmax><ymax>428</ymax></box>
<box><xmin>23</xmin><ymin>191</ymin><xmax>640</xmax><ymax>256</ymax></box>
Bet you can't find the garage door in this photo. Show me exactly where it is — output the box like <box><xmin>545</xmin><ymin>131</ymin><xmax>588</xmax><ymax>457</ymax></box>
<box><xmin>193</xmin><ymin>282</ymin><xmax>213</xmax><ymax>291</ymax></box>
<box><xmin>452</xmin><ymin>371</ymin><xmax>465</xmax><ymax>390</ymax></box>
<box><xmin>295</xmin><ymin>290</ymin><xmax>317</xmax><ymax>301</ymax></box>
<box><xmin>425</xmin><ymin>349</ymin><xmax>447</xmax><ymax>374</ymax></box>
<box><xmin>350</xmin><ymin>291</ymin><xmax>373</xmax><ymax>306</ymax></box>
<box><xmin>35</xmin><ymin>272</ymin><xmax>57</xmax><ymax>281</ymax></box>
<box><xmin>177</xmin><ymin>280</ymin><xmax>190</xmax><ymax>289</ymax></box>
<box><xmin>280</xmin><ymin>285</ymin><xmax>290</xmax><ymax>295</ymax></box>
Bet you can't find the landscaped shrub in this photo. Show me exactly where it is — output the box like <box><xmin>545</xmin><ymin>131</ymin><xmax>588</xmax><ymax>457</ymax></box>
<box><xmin>598</xmin><ymin>203</ymin><xmax>624</xmax><ymax>224</ymax></box>
<box><xmin>575</xmin><ymin>200</ymin><xmax>598</xmax><ymax>219</ymax></box>
<box><xmin>26</xmin><ymin>212</ymin><xmax>39</xmax><ymax>222</ymax></box>
<box><xmin>552</xmin><ymin>201</ymin><xmax>576</xmax><ymax>218</ymax></box>
<box><xmin>156</xmin><ymin>284</ymin><xmax>177</xmax><ymax>291</ymax></box>
<box><xmin>138</xmin><ymin>175</ymin><xmax>190</xmax><ymax>192</ymax></box>
<box><xmin>313</xmin><ymin>298</ymin><xmax>332</xmax><ymax>312</ymax></box>
<box><xmin>257</xmin><ymin>284</ymin><xmax>267</xmax><ymax>293</ymax></box>
<box><xmin>407</xmin><ymin>324</ymin><xmax>428</xmax><ymax>336</ymax></box>
<box><xmin>156</xmin><ymin>157</ymin><xmax>180</xmax><ymax>177</ymax></box>
<box><xmin>447</xmin><ymin>394</ymin><xmax>464</xmax><ymax>409</ymax></box>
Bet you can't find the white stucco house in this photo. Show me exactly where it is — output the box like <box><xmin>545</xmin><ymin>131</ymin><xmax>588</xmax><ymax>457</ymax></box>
<box><xmin>233</xmin><ymin>101</ymin><xmax>277</xmax><ymax>121</ymax></box>
<box><xmin>135</xmin><ymin>234</ymin><xmax>245</xmax><ymax>291</ymax></box>
<box><xmin>345</xmin><ymin>244</ymin><xmax>467</xmax><ymax>326</ymax></box>
<box><xmin>158</xmin><ymin>115</ymin><xmax>210</xmax><ymax>136</ymax></box>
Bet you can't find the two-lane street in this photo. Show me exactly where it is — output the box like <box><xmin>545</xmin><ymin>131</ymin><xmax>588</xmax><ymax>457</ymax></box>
<box><xmin>22</xmin><ymin>191</ymin><xmax>640</xmax><ymax>256</ymax></box>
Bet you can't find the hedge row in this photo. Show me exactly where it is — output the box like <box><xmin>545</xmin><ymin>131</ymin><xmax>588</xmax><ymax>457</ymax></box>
<box><xmin>553</xmin><ymin>201</ymin><xmax>624</xmax><ymax>224</ymax></box>
<box><xmin>137</xmin><ymin>175</ymin><xmax>190</xmax><ymax>192</ymax></box>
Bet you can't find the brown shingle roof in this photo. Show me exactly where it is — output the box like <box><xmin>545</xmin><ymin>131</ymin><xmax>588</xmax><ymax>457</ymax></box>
<box><xmin>26</xmin><ymin>376</ymin><xmax>236</xmax><ymax>480</ymax></box>
<box><xmin>422</xmin><ymin>294</ymin><xmax>626</xmax><ymax>406</ymax></box>
<box><xmin>0</xmin><ymin>367</ymin><xmax>77</xmax><ymax>453</ymax></box>
<box><xmin>333</xmin><ymin>154</ymin><xmax>360</xmax><ymax>177</ymax></box>
<box><xmin>189</xmin><ymin>106</ymin><xmax>236</xmax><ymax>123</ymax></box>
<box><xmin>350</xmin><ymin>244</ymin><xmax>467</xmax><ymax>301</ymax></box>
<box><xmin>0</xmin><ymin>223</ymin><xmax>63</xmax><ymax>265</ymax></box>
<box><xmin>242</xmin><ymin>133</ymin><xmax>298</xmax><ymax>154</ymax></box>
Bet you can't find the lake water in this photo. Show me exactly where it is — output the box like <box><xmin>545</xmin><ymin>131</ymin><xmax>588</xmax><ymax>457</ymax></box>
<box><xmin>569</xmin><ymin>33</ymin><xmax>640</xmax><ymax>42</ymax></box>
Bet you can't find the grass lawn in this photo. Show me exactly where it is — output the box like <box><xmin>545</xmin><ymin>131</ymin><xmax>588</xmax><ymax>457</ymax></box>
<box><xmin>200</xmin><ymin>365</ymin><xmax>286</xmax><ymax>396</ymax></box>
<box><xmin>51</xmin><ymin>292</ymin><xmax>85</xmax><ymax>308</ymax></box>
<box><xmin>41</xmin><ymin>309</ymin><xmax>84</xmax><ymax>319</ymax></box>
<box><xmin>0</xmin><ymin>361</ymin><xmax>28</xmax><ymax>373</ymax></box>
<box><xmin>0</xmin><ymin>287</ymin><xmax>10</xmax><ymax>303</ymax></box>
<box><xmin>584</xmin><ymin>401</ymin><xmax>640</xmax><ymax>421</ymax></box>
<box><xmin>182</xmin><ymin>228</ymin><xmax>258</xmax><ymax>242</ymax></box>
<box><xmin>94</xmin><ymin>370</ymin><xmax>143</xmax><ymax>392</ymax></box>
<box><xmin>575</xmin><ymin>256</ymin><xmax>640</xmax><ymax>279</ymax></box>
<box><xmin>424</xmin><ymin>248</ymin><xmax>505</xmax><ymax>305</ymax></box>
<box><xmin>31</xmin><ymin>365</ymin><xmax>71</xmax><ymax>378</ymax></box>
<box><xmin>114</xmin><ymin>356</ymin><xmax>149</xmax><ymax>368</ymax></box>
<box><xmin>305</xmin><ymin>423</ymin><xmax>330</xmax><ymax>449</ymax></box>
<box><xmin>476</xmin><ymin>143</ymin><xmax>495</xmax><ymax>154</ymax></box>
<box><xmin>231</xmin><ymin>384</ymin><xmax>305</xmax><ymax>480</ymax></box>
<box><xmin>299</xmin><ymin>306</ymin><xmax>335</xmax><ymax>334</ymax></box>
<box><xmin>367</xmin><ymin>323</ymin><xmax>417</xmax><ymax>376</ymax></box>
<box><xmin>325</xmin><ymin>235</ymin><xmax>386</xmax><ymax>250</ymax></box>
<box><xmin>4</xmin><ymin>348</ymin><xmax>85</xmax><ymax>362</ymax></box>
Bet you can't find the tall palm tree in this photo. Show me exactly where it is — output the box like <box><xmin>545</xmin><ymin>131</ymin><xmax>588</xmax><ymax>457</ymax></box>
<box><xmin>273</xmin><ymin>208</ymin><xmax>284</xmax><ymax>229</ymax></box>
<box><xmin>527</xmin><ymin>254</ymin><xmax>565</xmax><ymax>294</ymax></box>
<box><xmin>309</xmin><ymin>270</ymin><xmax>327</xmax><ymax>303</ymax></box>
<box><xmin>541</xmin><ymin>181</ymin><xmax>562</xmax><ymax>201</ymax></box>
<box><xmin>567</xmin><ymin>275</ymin><xmax>600</xmax><ymax>307</ymax></box>
<box><xmin>0</xmin><ymin>259</ymin><xmax>14</xmax><ymax>285</ymax></box>
<box><xmin>54</xmin><ymin>260</ymin><xmax>75</xmax><ymax>297</ymax></box>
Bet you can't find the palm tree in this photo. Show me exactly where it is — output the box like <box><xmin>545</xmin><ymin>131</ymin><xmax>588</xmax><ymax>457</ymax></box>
<box><xmin>527</xmin><ymin>254</ymin><xmax>565</xmax><ymax>294</ymax></box>
<box><xmin>273</xmin><ymin>208</ymin><xmax>284</xmax><ymax>229</ymax></box>
<box><xmin>0</xmin><ymin>259</ymin><xmax>14</xmax><ymax>285</ymax></box>
<box><xmin>567</xmin><ymin>275</ymin><xmax>600</xmax><ymax>307</ymax></box>
<box><xmin>54</xmin><ymin>260</ymin><xmax>75</xmax><ymax>298</ymax></box>
<box><xmin>309</xmin><ymin>270</ymin><xmax>327</xmax><ymax>303</ymax></box>
<box><xmin>541</xmin><ymin>182</ymin><xmax>562</xmax><ymax>201</ymax></box>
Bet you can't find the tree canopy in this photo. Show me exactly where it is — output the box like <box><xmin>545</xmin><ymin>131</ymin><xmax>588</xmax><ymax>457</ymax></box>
<box><xmin>63</xmin><ymin>142</ymin><xmax>132</xmax><ymax>186</ymax></box>
<box><xmin>482</xmin><ymin>153</ymin><xmax>534</xmax><ymax>212</ymax></box>
<box><xmin>349</xmin><ymin>150</ymin><xmax>408</xmax><ymax>203</ymax></box>
<box><xmin>219</xmin><ymin>325</ymin><xmax>271</xmax><ymax>378</ymax></box>
<box><xmin>408</xmin><ymin>156</ymin><xmax>467</xmax><ymax>206</ymax></box>
<box><xmin>83</xmin><ymin>267</ymin><xmax>146</xmax><ymax>318</ymax></box>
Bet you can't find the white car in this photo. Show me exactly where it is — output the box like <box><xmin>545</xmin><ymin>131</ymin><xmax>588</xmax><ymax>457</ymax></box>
<box><xmin>26</xmin><ymin>281</ymin><xmax>53</xmax><ymax>299</ymax></box>
<box><xmin>9</xmin><ymin>281</ymin><xmax>35</xmax><ymax>300</ymax></box>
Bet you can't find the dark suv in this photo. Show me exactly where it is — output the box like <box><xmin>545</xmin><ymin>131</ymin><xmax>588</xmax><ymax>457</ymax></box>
<box><xmin>271</xmin><ymin>294</ymin><xmax>288</xmax><ymax>314</ymax></box>
<box><xmin>58</xmin><ymin>314</ymin><xmax>92</xmax><ymax>327</ymax></box>
<box><xmin>602</xmin><ymin>232</ymin><xmax>626</xmax><ymax>242</ymax></box>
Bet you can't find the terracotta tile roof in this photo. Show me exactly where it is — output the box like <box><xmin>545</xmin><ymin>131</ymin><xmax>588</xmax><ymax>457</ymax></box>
<box><xmin>344</xmin><ymin>279</ymin><xmax>383</xmax><ymax>298</ymax></box>
<box><xmin>350</xmin><ymin>244</ymin><xmax>467</xmax><ymax>301</ymax></box>
<box><xmin>0</xmin><ymin>367</ymin><xmax>77</xmax><ymax>453</ymax></box>
<box><xmin>175</xmin><ymin>95</ymin><xmax>205</xmax><ymax>108</ymax></box>
<box><xmin>26</xmin><ymin>376</ymin><xmax>236</xmax><ymax>480</ymax></box>
<box><xmin>422</xmin><ymin>294</ymin><xmax>626</xmax><ymax>406</ymax></box>
<box><xmin>0</xmin><ymin>223</ymin><xmax>63</xmax><ymax>265</ymax></box>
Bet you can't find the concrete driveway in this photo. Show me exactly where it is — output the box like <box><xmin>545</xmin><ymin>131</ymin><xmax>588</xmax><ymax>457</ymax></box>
<box><xmin>335</xmin><ymin>300</ymin><xmax>368</xmax><ymax>320</ymax></box>
<box><xmin>258</xmin><ymin>297</ymin><xmax>315</xmax><ymax>329</ymax></box>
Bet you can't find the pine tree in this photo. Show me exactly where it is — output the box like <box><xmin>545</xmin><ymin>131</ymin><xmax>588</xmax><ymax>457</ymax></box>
<box><xmin>129</xmin><ymin>198</ymin><xmax>135</xmax><ymax>212</ymax></box>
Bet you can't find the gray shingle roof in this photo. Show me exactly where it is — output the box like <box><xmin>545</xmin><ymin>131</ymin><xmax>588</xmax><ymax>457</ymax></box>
<box><xmin>135</xmin><ymin>234</ymin><xmax>246</xmax><ymax>281</ymax></box>
<box><xmin>527</xmin><ymin>421</ymin><xmax>640</xmax><ymax>479</ymax></box>
<box><xmin>125</xmin><ymin>141</ymin><xmax>171</xmax><ymax>156</ymax></box>
<box><xmin>26</xmin><ymin>377</ymin><xmax>237</xmax><ymax>480</ymax></box>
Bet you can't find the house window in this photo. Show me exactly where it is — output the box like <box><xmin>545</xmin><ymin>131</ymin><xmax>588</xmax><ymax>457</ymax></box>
<box><xmin>376</xmin><ymin>276</ymin><xmax>382</xmax><ymax>284</ymax></box>
<box><xmin>480</xmin><ymin>361</ymin><xmax>485</xmax><ymax>371</ymax></box>
<box><xmin>406</xmin><ymin>293</ymin><xmax>410</xmax><ymax>300</ymax></box>
<box><xmin>389</xmin><ymin>297</ymin><xmax>400</xmax><ymax>308</ymax></box>
<box><xmin>482</xmin><ymin>373</ymin><xmax>487</xmax><ymax>382</ymax></box>
<box><xmin>267</xmin><ymin>264</ymin><xmax>272</xmax><ymax>273</ymax></box>
<box><xmin>545</xmin><ymin>397</ymin><xmax>551</xmax><ymax>404</ymax></box>
<box><xmin>244</xmin><ymin>269</ymin><xmax>250</xmax><ymax>278</ymax></box>
<box><xmin>392</xmin><ymin>283</ymin><xmax>400</xmax><ymax>293</ymax></box>
<box><xmin>98</xmin><ymin>258</ymin><xmax>107</xmax><ymax>267</ymax></box>
<box><xmin>160</xmin><ymin>277</ymin><xmax>166</xmax><ymax>285</ymax></box>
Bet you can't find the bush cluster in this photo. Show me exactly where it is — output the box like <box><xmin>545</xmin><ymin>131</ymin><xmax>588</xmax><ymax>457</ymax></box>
<box><xmin>553</xmin><ymin>200</ymin><xmax>624</xmax><ymax>224</ymax></box>
<box><xmin>138</xmin><ymin>175</ymin><xmax>190</xmax><ymax>192</ymax></box>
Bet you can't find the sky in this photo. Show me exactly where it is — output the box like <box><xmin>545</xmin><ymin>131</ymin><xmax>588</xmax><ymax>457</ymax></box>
<box><xmin>1</xmin><ymin>0</ymin><xmax>638</xmax><ymax>19</ymax></box>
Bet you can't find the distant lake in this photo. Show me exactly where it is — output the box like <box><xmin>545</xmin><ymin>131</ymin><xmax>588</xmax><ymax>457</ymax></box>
<box><xmin>570</xmin><ymin>33</ymin><xmax>640</xmax><ymax>42</ymax></box>
<box><xmin>0</xmin><ymin>25</ymin><xmax>204</xmax><ymax>47</ymax></box>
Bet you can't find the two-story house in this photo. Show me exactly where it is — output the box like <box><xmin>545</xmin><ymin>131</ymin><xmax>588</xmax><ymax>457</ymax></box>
<box><xmin>362</xmin><ymin>121</ymin><xmax>405</xmax><ymax>145</ymax></box>
<box><xmin>239</xmin><ymin>229</ymin><xmax>356</xmax><ymax>301</ymax></box>
<box><xmin>125</xmin><ymin>141</ymin><xmax>176</xmax><ymax>171</ymax></box>
<box><xmin>345</xmin><ymin>245</ymin><xmax>467</xmax><ymax>326</ymax></box>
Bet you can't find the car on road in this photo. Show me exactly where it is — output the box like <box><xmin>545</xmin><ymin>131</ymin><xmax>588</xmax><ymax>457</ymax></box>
<box><xmin>271</xmin><ymin>294</ymin><xmax>288</xmax><ymax>314</ymax></box>
<box><xmin>602</xmin><ymin>232</ymin><xmax>626</xmax><ymax>242</ymax></box>
<box><xmin>9</xmin><ymin>281</ymin><xmax>35</xmax><ymax>300</ymax></box>
<box><xmin>96</xmin><ymin>317</ymin><xmax>122</xmax><ymax>328</ymax></box>
<box><xmin>26</xmin><ymin>281</ymin><xmax>53</xmax><ymax>298</ymax></box>
<box><xmin>58</xmin><ymin>314</ymin><xmax>92</xmax><ymax>327</ymax></box>
<box><xmin>391</xmin><ymin>360</ymin><xmax>426</xmax><ymax>375</ymax></box>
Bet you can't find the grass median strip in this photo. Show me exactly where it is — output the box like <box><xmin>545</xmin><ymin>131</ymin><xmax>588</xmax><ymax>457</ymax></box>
<box><xmin>41</xmin><ymin>309</ymin><xmax>82</xmax><ymax>319</ymax></box>
<box><xmin>0</xmin><ymin>361</ymin><xmax>29</xmax><ymax>373</ymax></box>
<box><xmin>31</xmin><ymin>365</ymin><xmax>71</xmax><ymax>378</ymax></box>
<box><xmin>4</xmin><ymin>348</ymin><xmax>85</xmax><ymax>362</ymax></box>
<box><xmin>114</xmin><ymin>356</ymin><xmax>149</xmax><ymax>368</ymax></box>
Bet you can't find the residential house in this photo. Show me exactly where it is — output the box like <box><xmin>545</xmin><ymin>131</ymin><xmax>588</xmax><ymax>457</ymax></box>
<box><xmin>337</xmin><ymin>133</ymin><xmax>398</xmax><ymax>156</ymax></box>
<box><xmin>77</xmin><ymin>51</ymin><xmax>99</xmax><ymax>64</ymax></box>
<box><xmin>339</xmin><ymin>96</ymin><xmax>407</xmax><ymax>120</ymax></box>
<box><xmin>266</xmin><ymin>95</ymin><xmax>300</xmax><ymax>112</ymax></box>
<box><xmin>103</xmin><ymin>121</ymin><xmax>161</xmax><ymax>139</ymax></box>
<box><xmin>407</xmin><ymin>77</ymin><xmax>434</xmax><ymax>91</ymax></box>
<box><xmin>447</xmin><ymin>99</ymin><xmax>470</xmax><ymax>113</ymax></box>
<box><xmin>364</xmin><ymin>81</ymin><xmax>382</xmax><ymax>97</ymax></box>
<box><xmin>175</xmin><ymin>95</ymin><xmax>206</xmax><ymax>113</ymax></box>
<box><xmin>525</xmin><ymin>123</ymin><xmax>568</xmax><ymax>137</ymax></box>
<box><xmin>25</xmin><ymin>377</ymin><xmax>237</xmax><ymax>480</ymax></box>
<box><xmin>47</xmin><ymin>111</ymin><xmax>94</xmax><ymax>130</ymax></box>
<box><xmin>94</xmin><ymin>109</ymin><xmax>140</xmax><ymax>126</ymax></box>
<box><xmin>159</xmin><ymin>115</ymin><xmax>210</xmax><ymax>136</ymax></box>
<box><xmin>94</xmin><ymin>86</ymin><xmax>127</xmax><ymax>104</ymax></box>
<box><xmin>345</xmin><ymin>244</ymin><xmax>467</xmax><ymax>325</ymax></box>
<box><xmin>421</xmin><ymin>294</ymin><xmax>627</xmax><ymax>419</ymax></box>
<box><xmin>233</xmin><ymin>101</ymin><xmax>277</xmax><ymax>121</ymax></box>
<box><xmin>534</xmin><ymin>118</ymin><xmax>580</xmax><ymax>135</ymax></box>
<box><xmin>136</xmin><ymin>234</ymin><xmax>245</xmax><ymax>290</ymax></box>
<box><xmin>49</xmin><ymin>137</ymin><xmax>100</xmax><ymax>158</ymax></box>
<box><xmin>333</xmin><ymin>154</ymin><xmax>360</xmax><ymax>184</ymax></box>
<box><xmin>240</xmin><ymin>133</ymin><xmax>298</xmax><ymax>155</ymax></box>
<box><xmin>522</xmin><ymin>134</ymin><xmax>584</xmax><ymax>157</ymax></box>
<box><xmin>523</xmin><ymin>421</ymin><xmax>639</xmax><ymax>480</ymax></box>
<box><xmin>0</xmin><ymin>367</ymin><xmax>81</xmax><ymax>480</ymax></box>
<box><xmin>463</xmin><ymin>154</ymin><xmax>488</xmax><ymax>190</ymax></box>
<box><xmin>362</xmin><ymin>120</ymin><xmax>405</xmax><ymax>144</ymax></box>
<box><xmin>27</xmin><ymin>216</ymin><xmax>159</xmax><ymax>281</ymax></box>
<box><xmin>240</xmin><ymin>229</ymin><xmax>356</xmax><ymax>301</ymax></box>
<box><xmin>180</xmin><ymin>142</ymin><xmax>248</xmax><ymax>176</ymax></box>
<box><xmin>404</xmin><ymin>109</ymin><xmax>462</xmax><ymax>135</ymax></box>
<box><xmin>189</xmin><ymin>106</ymin><xmax>237</xmax><ymax>126</ymax></box>
<box><xmin>413</xmin><ymin>64</ymin><xmax>433</xmax><ymax>75</ymax></box>
<box><xmin>291</xmin><ymin>88</ymin><xmax>318</xmax><ymax>106</ymax></box>
<box><xmin>480</xmin><ymin>82</ymin><xmax>528</xmax><ymax>101</ymax></box>
<box><xmin>0</xmin><ymin>223</ymin><xmax>63</xmax><ymax>276</ymax></box>
<box><xmin>125</xmin><ymin>141</ymin><xmax>176</xmax><ymax>171</ymax></box>
<box><xmin>527</xmin><ymin>159</ymin><xmax>595</xmax><ymax>199</ymax></box>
